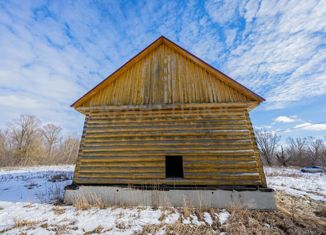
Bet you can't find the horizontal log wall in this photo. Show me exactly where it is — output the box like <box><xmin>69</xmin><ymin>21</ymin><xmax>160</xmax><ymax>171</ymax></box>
<box><xmin>74</xmin><ymin>106</ymin><xmax>266</xmax><ymax>187</ymax></box>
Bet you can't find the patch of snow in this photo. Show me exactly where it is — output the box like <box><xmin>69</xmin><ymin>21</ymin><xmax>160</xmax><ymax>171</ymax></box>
<box><xmin>203</xmin><ymin>212</ymin><xmax>213</xmax><ymax>225</ymax></box>
<box><xmin>182</xmin><ymin>217</ymin><xmax>191</xmax><ymax>224</ymax></box>
<box><xmin>265</xmin><ymin>167</ymin><xmax>326</xmax><ymax>202</ymax></box>
<box><xmin>190</xmin><ymin>214</ymin><xmax>204</xmax><ymax>226</ymax></box>
<box><xmin>156</xmin><ymin>228</ymin><xmax>166</xmax><ymax>235</ymax></box>
<box><xmin>218</xmin><ymin>209</ymin><xmax>230</xmax><ymax>225</ymax></box>
<box><xmin>163</xmin><ymin>212</ymin><xmax>180</xmax><ymax>224</ymax></box>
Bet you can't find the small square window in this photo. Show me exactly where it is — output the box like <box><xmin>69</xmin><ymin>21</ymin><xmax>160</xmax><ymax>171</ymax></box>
<box><xmin>165</xmin><ymin>156</ymin><xmax>184</xmax><ymax>178</ymax></box>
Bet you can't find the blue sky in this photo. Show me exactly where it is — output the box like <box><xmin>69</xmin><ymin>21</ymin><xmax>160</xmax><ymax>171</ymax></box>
<box><xmin>0</xmin><ymin>0</ymin><xmax>325</xmax><ymax>140</ymax></box>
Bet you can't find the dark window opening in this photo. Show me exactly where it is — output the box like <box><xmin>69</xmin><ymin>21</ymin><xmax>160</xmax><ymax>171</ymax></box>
<box><xmin>165</xmin><ymin>156</ymin><xmax>184</xmax><ymax>178</ymax></box>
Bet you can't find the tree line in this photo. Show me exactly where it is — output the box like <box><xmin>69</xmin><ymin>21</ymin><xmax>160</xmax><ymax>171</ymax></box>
<box><xmin>255</xmin><ymin>129</ymin><xmax>326</xmax><ymax>167</ymax></box>
<box><xmin>0</xmin><ymin>115</ymin><xmax>79</xmax><ymax>167</ymax></box>
<box><xmin>1</xmin><ymin>115</ymin><xmax>325</xmax><ymax>168</ymax></box>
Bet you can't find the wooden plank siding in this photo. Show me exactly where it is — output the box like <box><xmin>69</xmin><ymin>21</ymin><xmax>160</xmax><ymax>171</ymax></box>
<box><xmin>73</xmin><ymin>106</ymin><xmax>266</xmax><ymax>187</ymax></box>
<box><xmin>80</xmin><ymin>43</ymin><xmax>252</xmax><ymax>108</ymax></box>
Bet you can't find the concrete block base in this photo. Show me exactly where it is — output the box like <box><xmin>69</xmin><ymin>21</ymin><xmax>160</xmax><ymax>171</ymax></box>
<box><xmin>64</xmin><ymin>186</ymin><xmax>276</xmax><ymax>210</ymax></box>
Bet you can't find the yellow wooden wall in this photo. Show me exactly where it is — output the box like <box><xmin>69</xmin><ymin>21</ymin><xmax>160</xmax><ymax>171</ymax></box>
<box><xmin>81</xmin><ymin>44</ymin><xmax>251</xmax><ymax>107</ymax></box>
<box><xmin>74</xmin><ymin>106</ymin><xmax>266</xmax><ymax>187</ymax></box>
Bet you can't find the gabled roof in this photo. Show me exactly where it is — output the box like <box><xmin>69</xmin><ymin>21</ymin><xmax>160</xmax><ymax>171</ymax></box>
<box><xmin>71</xmin><ymin>36</ymin><xmax>264</xmax><ymax>108</ymax></box>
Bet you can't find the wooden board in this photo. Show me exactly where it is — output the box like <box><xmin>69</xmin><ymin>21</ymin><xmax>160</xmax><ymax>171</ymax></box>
<box><xmin>80</xmin><ymin>44</ymin><xmax>253</xmax><ymax>107</ymax></box>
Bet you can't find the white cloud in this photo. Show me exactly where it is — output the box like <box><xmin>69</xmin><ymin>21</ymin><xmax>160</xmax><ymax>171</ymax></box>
<box><xmin>0</xmin><ymin>95</ymin><xmax>42</xmax><ymax>109</ymax></box>
<box><xmin>294</xmin><ymin>122</ymin><xmax>326</xmax><ymax>131</ymax></box>
<box><xmin>205</xmin><ymin>0</ymin><xmax>240</xmax><ymax>25</ymax></box>
<box><xmin>223</xmin><ymin>0</ymin><xmax>326</xmax><ymax>109</ymax></box>
<box><xmin>225</xmin><ymin>28</ymin><xmax>237</xmax><ymax>48</ymax></box>
<box><xmin>274</xmin><ymin>116</ymin><xmax>297</xmax><ymax>123</ymax></box>
<box><xmin>241</xmin><ymin>0</ymin><xmax>260</xmax><ymax>23</ymax></box>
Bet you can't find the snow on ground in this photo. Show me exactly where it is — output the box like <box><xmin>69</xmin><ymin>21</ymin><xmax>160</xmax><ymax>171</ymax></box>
<box><xmin>265</xmin><ymin>167</ymin><xmax>326</xmax><ymax>202</ymax></box>
<box><xmin>0</xmin><ymin>165</ymin><xmax>196</xmax><ymax>234</ymax></box>
<box><xmin>0</xmin><ymin>165</ymin><xmax>74</xmax><ymax>203</ymax></box>
<box><xmin>0</xmin><ymin>165</ymin><xmax>325</xmax><ymax>234</ymax></box>
<box><xmin>0</xmin><ymin>201</ymin><xmax>180</xmax><ymax>234</ymax></box>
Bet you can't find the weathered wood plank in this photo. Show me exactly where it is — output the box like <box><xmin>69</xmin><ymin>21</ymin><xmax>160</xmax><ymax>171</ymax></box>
<box><xmin>84</xmin><ymin>125</ymin><xmax>249</xmax><ymax>134</ymax></box>
<box><xmin>80</xmin><ymin>145</ymin><xmax>254</xmax><ymax>153</ymax></box>
<box><xmin>85</xmin><ymin>105</ymin><xmax>248</xmax><ymax>112</ymax></box>
<box><xmin>83</xmin><ymin>136</ymin><xmax>250</xmax><ymax>143</ymax></box>
<box><xmin>85</xmin><ymin>120</ymin><xmax>248</xmax><ymax>128</ymax></box>
<box><xmin>81</xmin><ymin>141</ymin><xmax>252</xmax><ymax>148</ymax></box>
<box><xmin>84</xmin><ymin>131</ymin><xmax>250</xmax><ymax>139</ymax></box>
<box><xmin>86</xmin><ymin>109</ymin><xmax>247</xmax><ymax>117</ymax></box>
<box><xmin>74</xmin><ymin>178</ymin><xmax>262</xmax><ymax>186</ymax></box>
<box><xmin>75</xmin><ymin>172</ymin><xmax>259</xmax><ymax>180</ymax></box>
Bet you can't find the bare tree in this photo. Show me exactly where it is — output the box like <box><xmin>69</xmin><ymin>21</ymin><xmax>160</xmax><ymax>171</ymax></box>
<box><xmin>8</xmin><ymin>115</ymin><xmax>42</xmax><ymax>164</ymax></box>
<box><xmin>255</xmin><ymin>129</ymin><xmax>281</xmax><ymax>166</ymax></box>
<box><xmin>320</xmin><ymin>138</ymin><xmax>326</xmax><ymax>167</ymax></box>
<box><xmin>0</xmin><ymin>129</ymin><xmax>8</xmax><ymax>163</ymax></box>
<box><xmin>41</xmin><ymin>123</ymin><xmax>62</xmax><ymax>159</ymax></box>
<box><xmin>56</xmin><ymin>136</ymin><xmax>79</xmax><ymax>164</ymax></box>
<box><xmin>287</xmin><ymin>137</ymin><xmax>307</xmax><ymax>166</ymax></box>
<box><xmin>306</xmin><ymin>137</ymin><xmax>325</xmax><ymax>166</ymax></box>
<box><xmin>275</xmin><ymin>146</ymin><xmax>292</xmax><ymax>166</ymax></box>
<box><xmin>0</xmin><ymin>114</ymin><xmax>80</xmax><ymax>167</ymax></box>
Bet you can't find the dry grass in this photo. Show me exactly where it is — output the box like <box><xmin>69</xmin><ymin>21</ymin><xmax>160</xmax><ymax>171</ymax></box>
<box><xmin>140</xmin><ymin>198</ymin><xmax>326</xmax><ymax>235</ymax></box>
<box><xmin>84</xmin><ymin>225</ymin><xmax>104</xmax><ymax>234</ymax></box>
<box><xmin>315</xmin><ymin>207</ymin><xmax>326</xmax><ymax>218</ymax></box>
<box><xmin>73</xmin><ymin>195</ymin><xmax>92</xmax><ymax>210</ymax></box>
<box><xmin>137</xmin><ymin>224</ymin><xmax>162</xmax><ymax>235</ymax></box>
<box><xmin>52</xmin><ymin>206</ymin><xmax>65</xmax><ymax>215</ymax></box>
<box><xmin>73</xmin><ymin>193</ymin><xmax>106</xmax><ymax>210</ymax></box>
<box><xmin>0</xmin><ymin>219</ymin><xmax>42</xmax><ymax>234</ymax></box>
<box><xmin>116</xmin><ymin>221</ymin><xmax>131</xmax><ymax>230</ymax></box>
<box><xmin>181</xmin><ymin>196</ymin><xmax>192</xmax><ymax>219</ymax></box>
<box><xmin>14</xmin><ymin>219</ymin><xmax>40</xmax><ymax>228</ymax></box>
<box><xmin>165</xmin><ymin>221</ymin><xmax>213</xmax><ymax>235</ymax></box>
<box><xmin>92</xmin><ymin>196</ymin><xmax>106</xmax><ymax>209</ymax></box>
<box><xmin>222</xmin><ymin>205</ymin><xmax>326</xmax><ymax>235</ymax></box>
<box><xmin>158</xmin><ymin>212</ymin><xmax>166</xmax><ymax>221</ymax></box>
<box><xmin>137</xmin><ymin>220</ymin><xmax>214</xmax><ymax>235</ymax></box>
<box><xmin>276</xmin><ymin>191</ymin><xmax>326</xmax><ymax>224</ymax></box>
<box><xmin>41</xmin><ymin>220</ymin><xmax>78</xmax><ymax>234</ymax></box>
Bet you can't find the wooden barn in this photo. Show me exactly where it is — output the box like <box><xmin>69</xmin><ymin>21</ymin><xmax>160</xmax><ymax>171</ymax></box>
<box><xmin>71</xmin><ymin>36</ymin><xmax>267</xmax><ymax>189</ymax></box>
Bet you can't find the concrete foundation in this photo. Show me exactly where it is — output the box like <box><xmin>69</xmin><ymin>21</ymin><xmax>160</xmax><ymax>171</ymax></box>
<box><xmin>64</xmin><ymin>186</ymin><xmax>276</xmax><ymax>210</ymax></box>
